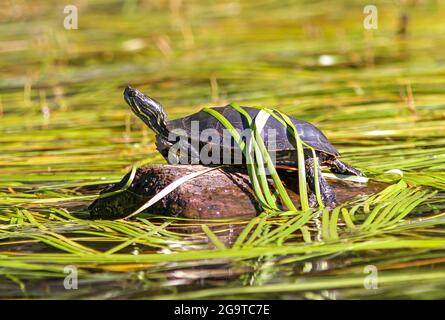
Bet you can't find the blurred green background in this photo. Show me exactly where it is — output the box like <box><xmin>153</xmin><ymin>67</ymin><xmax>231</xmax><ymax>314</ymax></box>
<box><xmin>1</xmin><ymin>0</ymin><xmax>445</xmax><ymax>299</ymax></box>
<box><xmin>2</xmin><ymin>0</ymin><xmax>444</xmax><ymax>179</ymax></box>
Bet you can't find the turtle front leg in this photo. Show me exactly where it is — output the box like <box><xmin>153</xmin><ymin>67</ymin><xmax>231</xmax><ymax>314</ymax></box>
<box><xmin>305</xmin><ymin>157</ymin><xmax>336</xmax><ymax>208</ymax></box>
<box><xmin>330</xmin><ymin>159</ymin><xmax>365</xmax><ymax>177</ymax></box>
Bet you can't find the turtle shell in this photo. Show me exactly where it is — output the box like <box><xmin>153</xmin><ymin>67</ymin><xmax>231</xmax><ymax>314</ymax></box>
<box><xmin>167</xmin><ymin>106</ymin><xmax>339</xmax><ymax>157</ymax></box>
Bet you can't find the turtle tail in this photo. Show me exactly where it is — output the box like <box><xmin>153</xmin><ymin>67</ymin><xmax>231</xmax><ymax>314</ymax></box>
<box><xmin>330</xmin><ymin>159</ymin><xmax>365</xmax><ymax>177</ymax></box>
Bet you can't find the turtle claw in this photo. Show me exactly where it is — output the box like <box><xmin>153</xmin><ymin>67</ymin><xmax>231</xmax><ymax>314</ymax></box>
<box><xmin>308</xmin><ymin>193</ymin><xmax>318</xmax><ymax>208</ymax></box>
<box><xmin>308</xmin><ymin>191</ymin><xmax>336</xmax><ymax>209</ymax></box>
<box><xmin>305</xmin><ymin>156</ymin><xmax>337</xmax><ymax>209</ymax></box>
<box><xmin>322</xmin><ymin>191</ymin><xmax>337</xmax><ymax>208</ymax></box>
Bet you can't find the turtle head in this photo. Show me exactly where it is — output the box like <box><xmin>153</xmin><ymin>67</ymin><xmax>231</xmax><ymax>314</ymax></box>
<box><xmin>124</xmin><ymin>86</ymin><xmax>169</xmax><ymax>137</ymax></box>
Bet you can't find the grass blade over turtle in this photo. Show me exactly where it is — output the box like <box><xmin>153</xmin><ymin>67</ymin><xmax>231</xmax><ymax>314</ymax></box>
<box><xmin>203</xmin><ymin>106</ymin><xmax>296</xmax><ymax>211</ymax></box>
<box><xmin>124</xmin><ymin>86</ymin><xmax>366</xmax><ymax>210</ymax></box>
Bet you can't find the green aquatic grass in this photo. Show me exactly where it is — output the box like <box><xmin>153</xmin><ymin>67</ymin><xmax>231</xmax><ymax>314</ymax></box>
<box><xmin>204</xmin><ymin>106</ymin><xmax>301</xmax><ymax>211</ymax></box>
<box><xmin>1</xmin><ymin>0</ymin><xmax>445</xmax><ymax>299</ymax></box>
<box><xmin>202</xmin><ymin>104</ymin><xmax>331</xmax><ymax>212</ymax></box>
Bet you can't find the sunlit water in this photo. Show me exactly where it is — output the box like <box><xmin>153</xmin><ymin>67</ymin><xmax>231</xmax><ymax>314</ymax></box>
<box><xmin>1</xmin><ymin>0</ymin><xmax>445</xmax><ymax>299</ymax></box>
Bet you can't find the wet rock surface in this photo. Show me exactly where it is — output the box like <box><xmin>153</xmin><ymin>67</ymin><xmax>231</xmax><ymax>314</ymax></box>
<box><xmin>89</xmin><ymin>165</ymin><xmax>384</xmax><ymax>220</ymax></box>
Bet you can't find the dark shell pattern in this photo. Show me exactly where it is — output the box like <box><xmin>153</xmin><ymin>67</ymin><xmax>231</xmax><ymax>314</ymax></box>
<box><xmin>167</xmin><ymin>106</ymin><xmax>340</xmax><ymax>157</ymax></box>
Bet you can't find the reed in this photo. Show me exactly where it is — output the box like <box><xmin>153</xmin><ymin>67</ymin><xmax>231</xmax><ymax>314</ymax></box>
<box><xmin>0</xmin><ymin>0</ymin><xmax>444</xmax><ymax>299</ymax></box>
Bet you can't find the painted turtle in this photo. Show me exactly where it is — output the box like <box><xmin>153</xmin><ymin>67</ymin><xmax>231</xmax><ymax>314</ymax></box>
<box><xmin>123</xmin><ymin>86</ymin><xmax>364</xmax><ymax>207</ymax></box>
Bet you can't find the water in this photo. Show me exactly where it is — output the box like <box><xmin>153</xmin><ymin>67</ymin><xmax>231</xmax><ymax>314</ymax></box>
<box><xmin>1</xmin><ymin>0</ymin><xmax>445</xmax><ymax>299</ymax></box>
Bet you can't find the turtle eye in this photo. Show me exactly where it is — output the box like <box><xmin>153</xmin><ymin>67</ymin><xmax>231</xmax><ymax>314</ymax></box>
<box><xmin>124</xmin><ymin>86</ymin><xmax>136</xmax><ymax>97</ymax></box>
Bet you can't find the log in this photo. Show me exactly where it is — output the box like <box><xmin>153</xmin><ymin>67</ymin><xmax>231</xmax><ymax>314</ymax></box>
<box><xmin>89</xmin><ymin>164</ymin><xmax>383</xmax><ymax>220</ymax></box>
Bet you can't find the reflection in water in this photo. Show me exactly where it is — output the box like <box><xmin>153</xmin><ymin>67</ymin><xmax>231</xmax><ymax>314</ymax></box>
<box><xmin>1</xmin><ymin>0</ymin><xmax>445</xmax><ymax>300</ymax></box>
